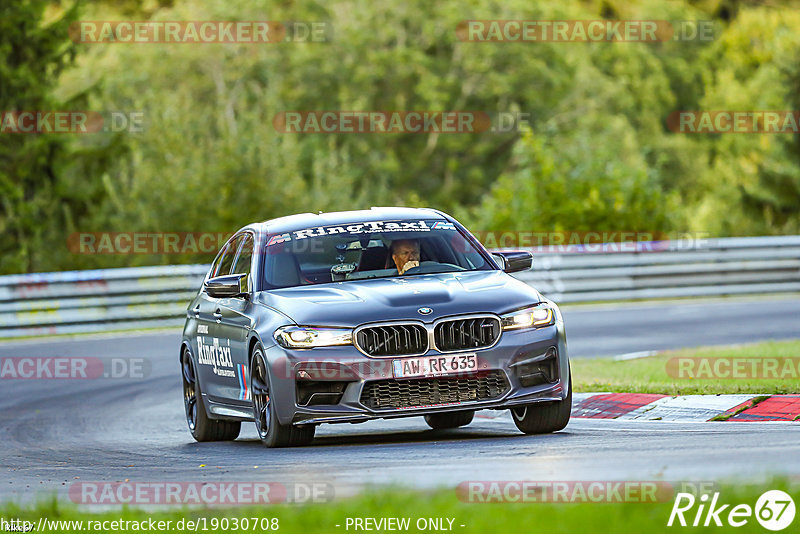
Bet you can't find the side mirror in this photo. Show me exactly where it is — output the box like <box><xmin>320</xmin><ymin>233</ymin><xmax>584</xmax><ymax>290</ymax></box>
<box><xmin>205</xmin><ymin>273</ymin><xmax>248</xmax><ymax>298</ymax></box>
<box><xmin>492</xmin><ymin>251</ymin><xmax>532</xmax><ymax>273</ymax></box>
<box><xmin>491</xmin><ymin>253</ymin><xmax>508</xmax><ymax>271</ymax></box>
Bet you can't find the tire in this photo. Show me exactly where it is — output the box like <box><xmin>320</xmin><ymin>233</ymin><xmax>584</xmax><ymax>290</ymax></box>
<box><xmin>510</xmin><ymin>368</ymin><xmax>572</xmax><ymax>435</ymax></box>
<box><xmin>182</xmin><ymin>347</ymin><xmax>241</xmax><ymax>442</ymax></box>
<box><xmin>251</xmin><ymin>345</ymin><xmax>315</xmax><ymax>448</ymax></box>
<box><xmin>424</xmin><ymin>410</ymin><xmax>475</xmax><ymax>430</ymax></box>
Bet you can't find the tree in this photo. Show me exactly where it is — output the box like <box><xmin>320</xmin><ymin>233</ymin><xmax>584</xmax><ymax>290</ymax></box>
<box><xmin>0</xmin><ymin>0</ymin><xmax>79</xmax><ymax>273</ymax></box>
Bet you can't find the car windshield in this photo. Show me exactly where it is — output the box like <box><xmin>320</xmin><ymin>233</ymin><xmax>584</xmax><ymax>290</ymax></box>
<box><xmin>262</xmin><ymin>219</ymin><xmax>494</xmax><ymax>288</ymax></box>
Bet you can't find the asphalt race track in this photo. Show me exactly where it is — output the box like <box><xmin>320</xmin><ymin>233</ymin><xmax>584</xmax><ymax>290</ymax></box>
<box><xmin>2</xmin><ymin>296</ymin><xmax>799</xmax><ymax>503</ymax></box>
<box><xmin>562</xmin><ymin>295</ymin><xmax>800</xmax><ymax>357</ymax></box>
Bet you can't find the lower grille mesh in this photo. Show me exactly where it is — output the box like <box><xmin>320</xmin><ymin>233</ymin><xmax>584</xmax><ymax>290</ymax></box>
<box><xmin>360</xmin><ymin>371</ymin><xmax>510</xmax><ymax>410</ymax></box>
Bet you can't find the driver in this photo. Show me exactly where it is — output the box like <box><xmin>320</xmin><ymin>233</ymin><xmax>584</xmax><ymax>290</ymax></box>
<box><xmin>390</xmin><ymin>239</ymin><xmax>420</xmax><ymax>275</ymax></box>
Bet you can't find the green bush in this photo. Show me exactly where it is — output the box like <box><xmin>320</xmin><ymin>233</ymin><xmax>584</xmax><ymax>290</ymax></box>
<box><xmin>3</xmin><ymin>0</ymin><xmax>800</xmax><ymax>273</ymax></box>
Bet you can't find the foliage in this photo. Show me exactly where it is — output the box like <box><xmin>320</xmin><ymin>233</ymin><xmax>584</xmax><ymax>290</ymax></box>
<box><xmin>3</xmin><ymin>0</ymin><xmax>800</xmax><ymax>273</ymax></box>
<box><xmin>0</xmin><ymin>0</ymin><xmax>79</xmax><ymax>273</ymax></box>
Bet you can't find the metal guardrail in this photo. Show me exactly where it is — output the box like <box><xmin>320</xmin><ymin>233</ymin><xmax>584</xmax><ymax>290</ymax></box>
<box><xmin>0</xmin><ymin>265</ymin><xmax>207</xmax><ymax>338</ymax></box>
<box><xmin>1</xmin><ymin>236</ymin><xmax>799</xmax><ymax>338</ymax></box>
<box><xmin>513</xmin><ymin>235</ymin><xmax>800</xmax><ymax>303</ymax></box>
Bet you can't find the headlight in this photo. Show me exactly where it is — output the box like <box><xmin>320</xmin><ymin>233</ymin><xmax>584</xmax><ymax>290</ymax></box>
<box><xmin>500</xmin><ymin>304</ymin><xmax>555</xmax><ymax>330</ymax></box>
<box><xmin>274</xmin><ymin>326</ymin><xmax>353</xmax><ymax>349</ymax></box>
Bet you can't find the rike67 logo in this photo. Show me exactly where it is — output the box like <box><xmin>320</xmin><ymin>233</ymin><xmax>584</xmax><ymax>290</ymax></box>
<box><xmin>668</xmin><ymin>490</ymin><xmax>795</xmax><ymax>530</ymax></box>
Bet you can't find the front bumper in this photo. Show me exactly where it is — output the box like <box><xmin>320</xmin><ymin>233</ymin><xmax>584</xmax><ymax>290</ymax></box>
<box><xmin>264</xmin><ymin>318</ymin><xmax>570</xmax><ymax>426</ymax></box>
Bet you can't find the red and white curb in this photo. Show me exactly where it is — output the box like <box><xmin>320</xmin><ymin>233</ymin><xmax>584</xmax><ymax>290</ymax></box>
<box><xmin>571</xmin><ymin>393</ymin><xmax>800</xmax><ymax>422</ymax></box>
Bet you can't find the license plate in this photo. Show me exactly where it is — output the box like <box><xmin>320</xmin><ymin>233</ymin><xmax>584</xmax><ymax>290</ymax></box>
<box><xmin>392</xmin><ymin>353</ymin><xmax>477</xmax><ymax>379</ymax></box>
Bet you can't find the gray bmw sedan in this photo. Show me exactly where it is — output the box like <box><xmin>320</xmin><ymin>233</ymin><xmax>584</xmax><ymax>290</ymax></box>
<box><xmin>180</xmin><ymin>207</ymin><xmax>570</xmax><ymax>447</ymax></box>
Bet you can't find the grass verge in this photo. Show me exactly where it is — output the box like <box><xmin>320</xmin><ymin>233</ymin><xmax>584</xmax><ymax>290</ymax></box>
<box><xmin>572</xmin><ymin>340</ymin><xmax>800</xmax><ymax>395</ymax></box>
<box><xmin>2</xmin><ymin>482</ymin><xmax>798</xmax><ymax>534</ymax></box>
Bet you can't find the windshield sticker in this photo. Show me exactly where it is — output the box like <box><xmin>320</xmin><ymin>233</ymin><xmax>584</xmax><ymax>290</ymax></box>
<box><xmin>267</xmin><ymin>220</ymin><xmax>450</xmax><ymax>246</ymax></box>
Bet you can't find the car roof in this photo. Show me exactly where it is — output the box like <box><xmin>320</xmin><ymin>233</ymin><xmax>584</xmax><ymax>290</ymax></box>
<box><xmin>250</xmin><ymin>207</ymin><xmax>450</xmax><ymax>235</ymax></box>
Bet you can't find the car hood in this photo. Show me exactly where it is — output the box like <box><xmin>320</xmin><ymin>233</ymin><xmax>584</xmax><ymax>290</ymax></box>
<box><xmin>255</xmin><ymin>270</ymin><xmax>542</xmax><ymax>326</ymax></box>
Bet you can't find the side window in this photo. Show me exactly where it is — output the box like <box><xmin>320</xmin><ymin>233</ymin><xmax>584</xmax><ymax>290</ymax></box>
<box><xmin>208</xmin><ymin>245</ymin><xmax>228</xmax><ymax>279</ymax></box>
<box><xmin>215</xmin><ymin>236</ymin><xmax>243</xmax><ymax>277</ymax></box>
<box><xmin>232</xmin><ymin>234</ymin><xmax>253</xmax><ymax>276</ymax></box>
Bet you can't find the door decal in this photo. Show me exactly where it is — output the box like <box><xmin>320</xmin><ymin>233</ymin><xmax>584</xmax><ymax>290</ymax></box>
<box><xmin>236</xmin><ymin>364</ymin><xmax>250</xmax><ymax>401</ymax></box>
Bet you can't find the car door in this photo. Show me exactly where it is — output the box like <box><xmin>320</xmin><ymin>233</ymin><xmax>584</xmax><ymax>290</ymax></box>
<box><xmin>190</xmin><ymin>244</ymin><xmax>226</xmax><ymax>375</ymax></box>
<box><xmin>196</xmin><ymin>236</ymin><xmax>241</xmax><ymax>402</ymax></box>
<box><xmin>215</xmin><ymin>232</ymin><xmax>256</xmax><ymax>405</ymax></box>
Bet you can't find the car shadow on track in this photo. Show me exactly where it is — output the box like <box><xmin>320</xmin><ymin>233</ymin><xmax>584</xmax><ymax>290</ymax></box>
<box><xmin>223</xmin><ymin>427</ymin><xmax>573</xmax><ymax>449</ymax></box>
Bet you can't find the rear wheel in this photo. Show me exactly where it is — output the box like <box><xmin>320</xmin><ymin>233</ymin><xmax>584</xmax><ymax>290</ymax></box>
<box><xmin>511</xmin><ymin>369</ymin><xmax>572</xmax><ymax>435</ymax></box>
<box><xmin>424</xmin><ymin>410</ymin><xmax>474</xmax><ymax>430</ymax></box>
<box><xmin>251</xmin><ymin>345</ymin><xmax>315</xmax><ymax>447</ymax></box>
<box><xmin>182</xmin><ymin>347</ymin><xmax>241</xmax><ymax>442</ymax></box>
